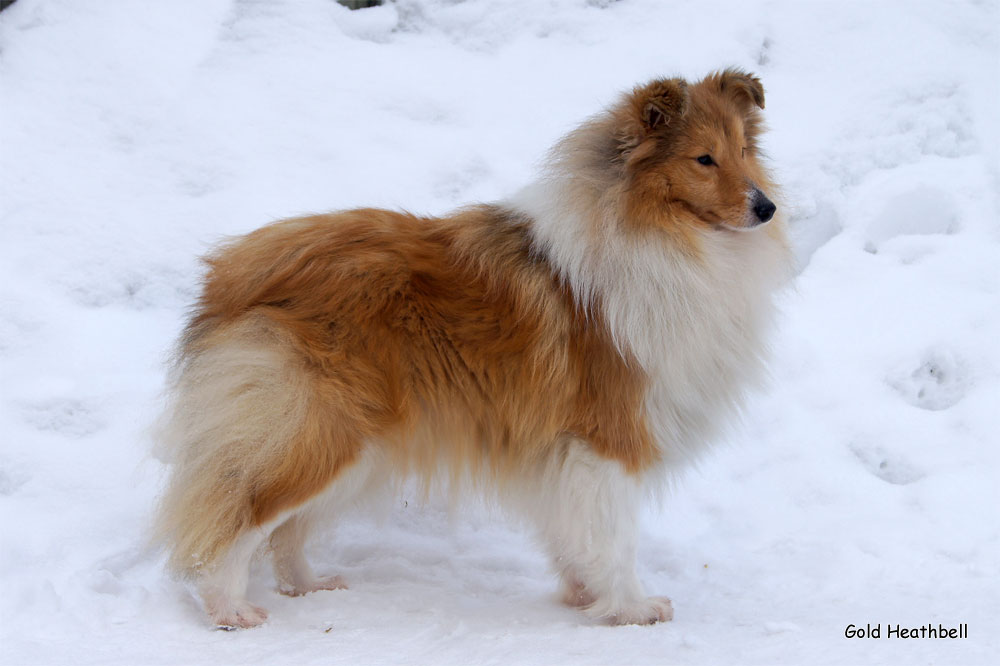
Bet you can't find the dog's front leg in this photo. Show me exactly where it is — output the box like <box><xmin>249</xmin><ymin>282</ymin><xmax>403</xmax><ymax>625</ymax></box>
<box><xmin>528</xmin><ymin>439</ymin><xmax>673</xmax><ymax>625</ymax></box>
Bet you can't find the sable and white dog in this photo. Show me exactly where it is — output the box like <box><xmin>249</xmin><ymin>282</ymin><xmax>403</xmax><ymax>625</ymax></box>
<box><xmin>154</xmin><ymin>69</ymin><xmax>790</xmax><ymax>629</ymax></box>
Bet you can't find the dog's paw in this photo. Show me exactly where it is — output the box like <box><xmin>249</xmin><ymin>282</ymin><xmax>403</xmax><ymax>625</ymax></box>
<box><xmin>210</xmin><ymin>601</ymin><xmax>269</xmax><ymax>630</ymax></box>
<box><xmin>606</xmin><ymin>596</ymin><xmax>674</xmax><ymax>625</ymax></box>
<box><xmin>279</xmin><ymin>574</ymin><xmax>348</xmax><ymax>597</ymax></box>
<box><xmin>560</xmin><ymin>577</ymin><xmax>597</xmax><ymax>608</ymax></box>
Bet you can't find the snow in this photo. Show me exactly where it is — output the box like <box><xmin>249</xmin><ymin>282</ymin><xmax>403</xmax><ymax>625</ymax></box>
<box><xmin>1</xmin><ymin>0</ymin><xmax>998</xmax><ymax>663</ymax></box>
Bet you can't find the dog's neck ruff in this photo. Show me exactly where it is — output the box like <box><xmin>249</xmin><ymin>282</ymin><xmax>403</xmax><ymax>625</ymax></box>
<box><xmin>509</xmin><ymin>174</ymin><xmax>791</xmax><ymax>466</ymax></box>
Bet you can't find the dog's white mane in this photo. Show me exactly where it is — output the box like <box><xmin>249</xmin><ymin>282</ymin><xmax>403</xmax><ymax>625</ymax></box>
<box><xmin>508</xmin><ymin>116</ymin><xmax>791</xmax><ymax>467</ymax></box>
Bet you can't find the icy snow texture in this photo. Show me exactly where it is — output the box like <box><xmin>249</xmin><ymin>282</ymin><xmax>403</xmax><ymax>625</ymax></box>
<box><xmin>1</xmin><ymin>0</ymin><xmax>998</xmax><ymax>664</ymax></box>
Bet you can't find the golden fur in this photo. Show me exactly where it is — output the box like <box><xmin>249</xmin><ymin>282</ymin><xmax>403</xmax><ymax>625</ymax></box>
<box><xmin>154</xmin><ymin>69</ymin><xmax>791</xmax><ymax>628</ymax></box>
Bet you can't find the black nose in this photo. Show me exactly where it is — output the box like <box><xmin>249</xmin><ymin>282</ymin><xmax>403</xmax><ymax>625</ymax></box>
<box><xmin>753</xmin><ymin>196</ymin><xmax>776</xmax><ymax>223</ymax></box>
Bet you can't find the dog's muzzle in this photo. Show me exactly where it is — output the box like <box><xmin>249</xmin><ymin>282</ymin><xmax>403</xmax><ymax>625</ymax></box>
<box><xmin>751</xmin><ymin>189</ymin><xmax>776</xmax><ymax>224</ymax></box>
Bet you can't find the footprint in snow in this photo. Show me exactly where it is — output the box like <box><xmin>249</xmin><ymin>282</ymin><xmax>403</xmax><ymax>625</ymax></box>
<box><xmin>850</xmin><ymin>442</ymin><xmax>924</xmax><ymax>486</ymax></box>
<box><xmin>887</xmin><ymin>349</ymin><xmax>968</xmax><ymax>411</ymax></box>
<box><xmin>0</xmin><ymin>465</ymin><xmax>30</xmax><ymax>495</ymax></box>
<box><xmin>21</xmin><ymin>398</ymin><xmax>105</xmax><ymax>437</ymax></box>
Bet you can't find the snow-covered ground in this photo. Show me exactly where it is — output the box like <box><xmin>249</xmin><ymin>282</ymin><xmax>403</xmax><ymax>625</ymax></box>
<box><xmin>1</xmin><ymin>0</ymin><xmax>998</xmax><ymax>663</ymax></box>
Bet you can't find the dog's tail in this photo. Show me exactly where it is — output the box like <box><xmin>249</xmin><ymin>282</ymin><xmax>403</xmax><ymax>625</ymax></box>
<box><xmin>152</xmin><ymin>312</ymin><xmax>359</xmax><ymax>577</ymax></box>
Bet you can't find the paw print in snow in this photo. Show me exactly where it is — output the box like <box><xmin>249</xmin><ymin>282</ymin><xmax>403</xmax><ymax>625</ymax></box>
<box><xmin>850</xmin><ymin>442</ymin><xmax>924</xmax><ymax>485</ymax></box>
<box><xmin>887</xmin><ymin>349</ymin><xmax>967</xmax><ymax>411</ymax></box>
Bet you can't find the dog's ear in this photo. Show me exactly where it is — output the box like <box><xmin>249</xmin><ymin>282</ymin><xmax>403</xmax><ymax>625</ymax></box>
<box><xmin>635</xmin><ymin>78</ymin><xmax>689</xmax><ymax>131</ymax></box>
<box><xmin>615</xmin><ymin>79</ymin><xmax>688</xmax><ymax>156</ymax></box>
<box><xmin>615</xmin><ymin>78</ymin><xmax>688</xmax><ymax>158</ymax></box>
<box><xmin>718</xmin><ymin>68</ymin><xmax>765</xmax><ymax>111</ymax></box>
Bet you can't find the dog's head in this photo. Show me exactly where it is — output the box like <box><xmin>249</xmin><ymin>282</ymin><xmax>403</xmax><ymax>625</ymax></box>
<box><xmin>617</xmin><ymin>69</ymin><xmax>776</xmax><ymax>235</ymax></box>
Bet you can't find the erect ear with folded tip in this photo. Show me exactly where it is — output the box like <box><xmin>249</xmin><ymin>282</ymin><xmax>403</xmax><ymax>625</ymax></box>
<box><xmin>636</xmin><ymin>78</ymin><xmax>689</xmax><ymax>132</ymax></box>
<box><xmin>718</xmin><ymin>68</ymin><xmax>765</xmax><ymax>111</ymax></box>
<box><xmin>617</xmin><ymin>78</ymin><xmax>688</xmax><ymax>157</ymax></box>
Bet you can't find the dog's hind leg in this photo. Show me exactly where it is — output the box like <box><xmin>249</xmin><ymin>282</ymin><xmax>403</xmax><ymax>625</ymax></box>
<box><xmin>271</xmin><ymin>514</ymin><xmax>347</xmax><ymax>597</ymax></box>
<box><xmin>155</xmin><ymin>313</ymin><xmax>366</xmax><ymax>629</ymax></box>
<box><xmin>269</xmin><ymin>450</ymin><xmax>379</xmax><ymax>596</ymax></box>
<box><xmin>198</xmin><ymin>520</ymin><xmax>275</xmax><ymax>629</ymax></box>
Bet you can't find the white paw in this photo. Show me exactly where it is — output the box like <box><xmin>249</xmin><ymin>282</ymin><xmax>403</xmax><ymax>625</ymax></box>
<box><xmin>279</xmin><ymin>574</ymin><xmax>348</xmax><ymax>597</ymax></box>
<box><xmin>209</xmin><ymin>600</ymin><xmax>269</xmax><ymax>630</ymax></box>
<box><xmin>606</xmin><ymin>596</ymin><xmax>674</xmax><ymax>625</ymax></box>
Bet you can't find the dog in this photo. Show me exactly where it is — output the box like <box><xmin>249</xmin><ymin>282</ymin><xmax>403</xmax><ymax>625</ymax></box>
<box><xmin>153</xmin><ymin>69</ymin><xmax>791</xmax><ymax>629</ymax></box>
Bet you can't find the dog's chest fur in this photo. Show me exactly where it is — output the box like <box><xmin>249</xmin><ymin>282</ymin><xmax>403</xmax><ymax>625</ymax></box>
<box><xmin>512</xmin><ymin>181</ymin><xmax>790</xmax><ymax>468</ymax></box>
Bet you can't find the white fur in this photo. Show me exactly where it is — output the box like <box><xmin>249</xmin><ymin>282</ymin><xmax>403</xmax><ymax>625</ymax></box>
<box><xmin>198</xmin><ymin>520</ymin><xmax>274</xmax><ymax>629</ymax></box>
<box><xmin>511</xmin><ymin>439</ymin><xmax>673</xmax><ymax>624</ymax></box>
<box><xmin>511</xmin><ymin>175</ymin><xmax>790</xmax><ymax>468</ymax></box>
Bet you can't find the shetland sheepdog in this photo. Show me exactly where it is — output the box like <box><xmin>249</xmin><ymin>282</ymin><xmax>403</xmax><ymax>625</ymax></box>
<box><xmin>154</xmin><ymin>69</ymin><xmax>790</xmax><ymax>629</ymax></box>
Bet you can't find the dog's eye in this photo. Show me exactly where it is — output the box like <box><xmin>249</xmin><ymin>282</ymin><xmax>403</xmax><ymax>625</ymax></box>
<box><xmin>696</xmin><ymin>155</ymin><xmax>714</xmax><ymax>166</ymax></box>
